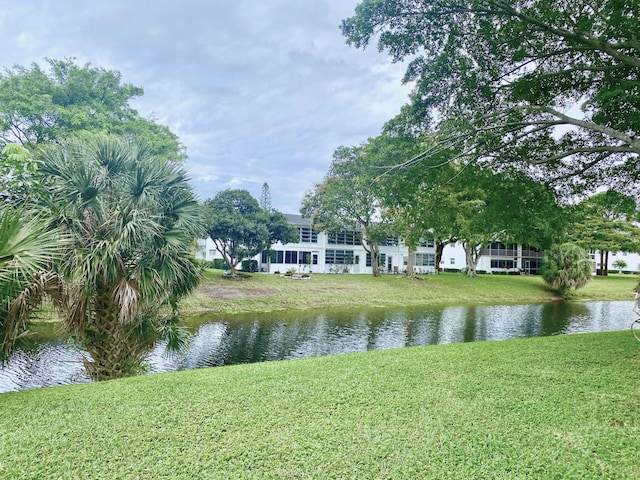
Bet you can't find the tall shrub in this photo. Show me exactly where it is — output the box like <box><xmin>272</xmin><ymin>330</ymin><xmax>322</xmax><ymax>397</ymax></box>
<box><xmin>542</xmin><ymin>243</ymin><xmax>592</xmax><ymax>298</ymax></box>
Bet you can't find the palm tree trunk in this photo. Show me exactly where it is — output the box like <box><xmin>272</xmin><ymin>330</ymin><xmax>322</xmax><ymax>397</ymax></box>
<box><xmin>82</xmin><ymin>292</ymin><xmax>148</xmax><ymax>380</ymax></box>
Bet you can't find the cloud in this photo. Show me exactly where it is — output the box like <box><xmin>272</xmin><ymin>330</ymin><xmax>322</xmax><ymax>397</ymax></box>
<box><xmin>0</xmin><ymin>0</ymin><xmax>412</xmax><ymax>213</ymax></box>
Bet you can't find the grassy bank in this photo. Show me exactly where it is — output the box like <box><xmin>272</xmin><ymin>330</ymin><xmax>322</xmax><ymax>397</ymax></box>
<box><xmin>1</xmin><ymin>331</ymin><xmax>638</xmax><ymax>479</ymax></box>
<box><xmin>182</xmin><ymin>270</ymin><xmax>639</xmax><ymax>316</ymax></box>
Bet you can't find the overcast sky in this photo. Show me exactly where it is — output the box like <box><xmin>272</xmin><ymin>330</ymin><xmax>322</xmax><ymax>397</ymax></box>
<box><xmin>0</xmin><ymin>0</ymin><xmax>412</xmax><ymax>213</ymax></box>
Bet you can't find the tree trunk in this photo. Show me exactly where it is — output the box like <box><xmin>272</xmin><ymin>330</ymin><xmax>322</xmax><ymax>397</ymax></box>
<box><xmin>222</xmin><ymin>252</ymin><xmax>239</xmax><ymax>276</ymax></box>
<box><xmin>435</xmin><ymin>241</ymin><xmax>446</xmax><ymax>274</ymax></box>
<box><xmin>371</xmin><ymin>247</ymin><xmax>381</xmax><ymax>277</ymax></box>
<box><xmin>463</xmin><ymin>242</ymin><xmax>482</xmax><ymax>278</ymax></box>
<box><xmin>405</xmin><ymin>246</ymin><xmax>416</xmax><ymax>277</ymax></box>
<box><xmin>598</xmin><ymin>250</ymin><xmax>606</xmax><ymax>276</ymax></box>
<box><xmin>362</xmin><ymin>238</ymin><xmax>381</xmax><ymax>277</ymax></box>
<box><xmin>604</xmin><ymin>251</ymin><xmax>609</xmax><ymax>276</ymax></box>
<box><xmin>81</xmin><ymin>291</ymin><xmax>150</xmax><ymax>381</ymax></box>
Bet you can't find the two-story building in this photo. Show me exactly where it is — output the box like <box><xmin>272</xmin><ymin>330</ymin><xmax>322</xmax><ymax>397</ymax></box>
<box><xmin>196</xmin><ymin>214</ymin><xmax>640</xmax><ymax>275</ymax></box>
<box><xmin>196</xmin><ymin>214</ymin><xmax>437</xmax><ymax>275</ymax></box>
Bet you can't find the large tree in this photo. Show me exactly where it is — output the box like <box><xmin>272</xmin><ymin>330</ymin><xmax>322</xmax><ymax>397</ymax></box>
<box><xmin>0</xmin><ymin>143</ymin><xmax>41</xmax><ymax>203</ymax></box>
<box><xmin>204</xmin><ymin>190</ymin><xmax>297</xmax><ymax>276</ymax></box>
<box><xmin>566</xmin><ymin>190</ymin><xmax>640</xmax><ymax>275</ymax></box>
<box><xmin>301</xmin><ymin>144</ymin><xmax>392</xmax><ymax>277</ymax></box>
<box><xmin>37</xmin><ymin>135</ymin><xmax>202</xmax><ymax>380</ymax></box>
<box><xmin>342</xmin><ymin>1</ymin><xmax>640</xmax><ymax>194</ymax></box>
<box><xmin>373</xmin><ymin>132</ymin><xmax>460</xmax><ymax>274</ymax></box>
<box><xmin>402</xmin><ymin>161</ymin><xmax>564</xmax><ymax>277</ymax></box>
<box><xmin>0</xmin><ymin>58</ymin><xmax>185</xmax><ymax>161</ymax></box>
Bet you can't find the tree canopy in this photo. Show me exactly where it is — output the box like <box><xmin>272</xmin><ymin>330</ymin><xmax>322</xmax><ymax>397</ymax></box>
<box><xmin>342</xmin><ymin>0</ymin><xmax>640</xmax><ymax>195</ymax></box>
<box><xmin>566</xmin><ymin>190</ymin><xmax>640</xmax><ymax>274</ymax></box>
<box><xmin>0</xmin><ymin>58</ymin><xmax>185</xmax><ymax>161</ymax></box>
<box><xmin>301</xmin><ymin>144</ymin><xmax>393</xmax><ymax>276</ymax></box>
<box><xmin>0</xmin><ymin>143</ymin><xmax>41</xmax><ymax>202</ymax></box>
<box><xmin>204</xmin><ymin>190</ymin><xmax>297</xmax><ymax>275</ymax></box>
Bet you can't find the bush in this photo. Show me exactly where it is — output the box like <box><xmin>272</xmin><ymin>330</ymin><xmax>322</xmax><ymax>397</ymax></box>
<box><xmin>542</xmin><ymin>243</ymin><xmax>592</xmax><ymax>298</ymax></box>
<box><xmin>213</xmin><ymin>259</ymin><xmax>228</xmax><ymax>270</ymax></box>
<box><xmin>241</xmin><ymin>259</ymin><xmax>258</xmax><ymax>272</ymax></box>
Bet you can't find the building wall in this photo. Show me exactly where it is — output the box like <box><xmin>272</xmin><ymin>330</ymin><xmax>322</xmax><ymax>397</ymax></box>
<box><xmin>196</xmin><ymin>216</ymin><xmax>640</xmax><ymax>275</ymax></box>
<box><xmin>262</xmin><ymin>230</ymin><xmax>438</xmax><ymax>275</ymax></box>
<box><xmin>591</xmin><ymin>250</ymin><xmax>640</xmax><ymax>273</ymax></box>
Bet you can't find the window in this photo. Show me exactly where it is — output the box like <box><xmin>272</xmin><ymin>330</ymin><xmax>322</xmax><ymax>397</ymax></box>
<box><xmin>298</xmin><ymin>251</ymin><xmax>318</xmax><ymax>265</ymax></box>
<box><xmin>490</xmin><ymin>259</ymin><xmax>515</xmax><ymax>269</ymax></box>
<box><xmin>419</xmin><ymin>238</ymin><xmax>435</xmax><ymax>248</ymax></box>
<box><xmin>285</xmin><ymin>251</ymin><xmax>298</xmax><ymax>264</ymax></box>
<box><xmin>328</xmin><ymin>231</ymin><xmax>362</xmax><ymax>245</ymax></box>
<box><xmin>485</xmin><ymin>242</ymin><xmax>517</xmax><ymax>256</ymax></box>
<box><xmin>380</xmin><ymin>236</ymin><xmax>399</xmax><ymax>246</ymax></box>
<box><xmin>521</xmin><ymin>245</ymin><xmax>544</xmax><ymax>258</ymax></box>
<box><xmin>366</xmin><ymin>253</ymin><xmax>386</xmax><ymax>267</ymax></box>
<box><xmin>415</xmin><ymin>253</ymin><xmax>435</xmax><ymax>266</ymax></box>
<box><xmin>325</xmin><ymin>249</ymin><xmax>355</xmax><ymax>264</ymax></box>
<box><xmin>298</xmin><ymin>227</ymin><xmax>318</xmax><ymax>243</ymax></box>
<box><xmin>450</xmin><ymin>258</ymin><xmax>455</xmax><ymax>265</ymax></box>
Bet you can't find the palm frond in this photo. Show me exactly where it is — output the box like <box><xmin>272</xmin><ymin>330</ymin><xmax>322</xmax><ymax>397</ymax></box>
<box><xmin>34</xmin><ymin>134</ymin><xmax>202</xmax><ymax>378</ymax></box>
<box><xmin>112</xmin><ymin>278</ymin><xmax>140</xmax><ymax>324</ymax></box>
<box><xmin>1</xmin><ymin>271</ymin><xmax>64</xmax><ymax>363</ymax></box>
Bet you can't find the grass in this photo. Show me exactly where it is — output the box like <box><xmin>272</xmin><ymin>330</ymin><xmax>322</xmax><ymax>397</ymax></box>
<box><xmin>1</xmin><ymin>330</ymin><xmax>639</xmax><ymax>479</ymax></box>
<box><xmin>181</xmin><ymin>269</ymin><xmax>640</xmax><ymax>316</ymax></box>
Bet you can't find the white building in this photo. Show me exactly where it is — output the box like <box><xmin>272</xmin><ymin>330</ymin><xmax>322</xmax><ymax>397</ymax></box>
<box><xmin>196</xmin><ymin>214</ymin><xmax>640</xmax><ymax>275</ymax></box>
<box><xmin>590</xmin><ymin>249</ymin><xmax>640</xmax><ymax>274</ymax></box>
<box><xmin>196</xmin><ymin>214</ymin><xmax>438</xmax><ymax>275</ymax></box>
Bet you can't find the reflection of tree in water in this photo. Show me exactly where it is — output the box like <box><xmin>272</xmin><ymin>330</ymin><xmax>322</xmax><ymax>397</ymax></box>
<box><xmin>462</xmin><ymin>306</ymin><xmax>478</xmax><ymax>343</ymax></box>
<box><xmin>539</xmin><ymin>302</ymin><xmax>591</xmax><ymax>336</ymax></box>
<box><xmin>403</xmin><ymin>307</ymin><xmax>445</xmax><ymax>346</ymax></box>
<box><xmin>4</xmin><ymin>301</ymin><xmax>636</xmax><ymax>392</ymax></box>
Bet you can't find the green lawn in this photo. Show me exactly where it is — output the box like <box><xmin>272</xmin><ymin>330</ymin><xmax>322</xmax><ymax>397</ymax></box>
<box><xmin>1</xmin><ymin>331</ymin><xmax>639</xmax><ymax>479</ymax></box>
<box><xmin>182</xmin><ymin>270</ymin><xmax>639</xmax><ymax>316</ymax></box>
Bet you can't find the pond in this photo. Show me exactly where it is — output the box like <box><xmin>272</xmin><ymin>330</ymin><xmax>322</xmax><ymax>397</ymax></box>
<box><xmin>0</xmin><ymin>300</ymin><xmax>635</xmax><ymax>393</ymax></box>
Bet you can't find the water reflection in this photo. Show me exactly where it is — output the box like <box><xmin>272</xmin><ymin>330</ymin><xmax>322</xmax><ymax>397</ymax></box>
<box><xmin>1</xmin><ymin>301</ymin><xmax>634</xmax><ymax>392</ymax></box>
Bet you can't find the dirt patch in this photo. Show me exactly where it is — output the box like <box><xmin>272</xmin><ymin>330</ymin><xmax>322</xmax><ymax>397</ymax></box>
<box><xmin>195</xmin><ymin>283</ymin><xmax>274</xmax><ymax>301</ymax></box>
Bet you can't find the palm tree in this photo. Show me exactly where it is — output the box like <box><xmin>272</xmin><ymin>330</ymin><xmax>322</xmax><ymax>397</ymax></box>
<box><xmin>0</xmin><ymin>206</ymin><xmax>67</xmax><ymax>363</ymax></box>
<box><xmin>542</xmin><ymin>243</ymin><xmax>593</xmax><ymax>299</ymax></box>
<box><xmin>38</xmin><ymin>135</ymin><xmax>203</xmax><ymax>380</ymax></box>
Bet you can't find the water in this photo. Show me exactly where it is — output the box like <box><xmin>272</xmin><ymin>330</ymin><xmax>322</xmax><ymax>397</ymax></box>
<box><xmin>1</xmin><ymin>301</ymin><xmax>635</xmax><ymax>393</ymax></box>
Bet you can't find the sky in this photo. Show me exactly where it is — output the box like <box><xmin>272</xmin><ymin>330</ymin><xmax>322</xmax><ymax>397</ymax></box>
<box><xmin>0</xmin><ymin>0</ymin><xmax>412</xmax><ymax>213</ymax></box>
